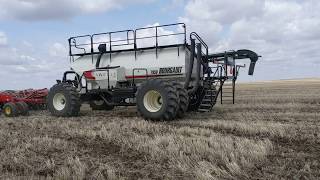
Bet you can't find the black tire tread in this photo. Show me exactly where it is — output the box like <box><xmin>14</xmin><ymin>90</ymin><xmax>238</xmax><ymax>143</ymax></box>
<box><xmin>48</xmin><ymin>83</ymin><xmax>81</xmax><ymax>117</ymax></box>
<box><xmin>15</xmin><ymin>101</ymin><xmax>29</xmax><ymax>116</ymax></box>
<box><xmin>173</xmin><ymin>82</ymin><xmax>189</xmax><ymax>118</ymax></box>
<box><xmin>137</xmin><ymin>79</ymin><xmax>179</xmax><ymax>121</ymax></box>
<box><xmin>3</xmin><ymin>102</ymin><xmax>19</xmax><ymax>117</ymax></box>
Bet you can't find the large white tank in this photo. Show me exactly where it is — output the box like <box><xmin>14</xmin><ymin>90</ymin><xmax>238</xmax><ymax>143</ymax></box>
<box><xmin>70</xmin><ymin>45</ymin><xmax>202</xmax><ymax>90</ymax></box>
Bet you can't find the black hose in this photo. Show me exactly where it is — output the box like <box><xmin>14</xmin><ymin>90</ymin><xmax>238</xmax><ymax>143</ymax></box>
<box><xmin>96</xmin><ymin>53</ymin><xmax>103</xmax><ymax>68</ymax></box>
<box><xmin>207</xmin><ymin>49</ymin><xmax>259</xmax><ymax>76</ymax></box>
<box><xmin>96</xmin><ymin>44</ymin><xmax>107</xmax><ymax>68</ymax></box>
<box><xmin>184</xmin><ymin>39</ymin><xmax>195</xmax><ymax>89</ymax></box>
<box><xmin>236</xmin><ymin>49</ymin><xmax>259</xmax><ymax>75</ymax></box>
<box><xmin>188</xmin><ymin>43</ymin><xmax>202</xmax><ymax>94</ymax></box>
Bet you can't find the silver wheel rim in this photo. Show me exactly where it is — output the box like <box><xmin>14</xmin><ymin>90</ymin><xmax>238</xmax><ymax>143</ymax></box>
<box><xmin>143</xmin><ymin>90</ymin><xmax>163</xmax><ymax>112</ymax></box>
<box><xmin>53</xmin><ymin>93</ymin><xmax>66</xmax><ymax>111</ymax></box>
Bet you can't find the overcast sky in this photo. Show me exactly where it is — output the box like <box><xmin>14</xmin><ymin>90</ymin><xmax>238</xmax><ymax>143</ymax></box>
<box><xmin>0</xmin><ymin>0</ymin><xmax>319</xmax><ymax>89</ymax></box>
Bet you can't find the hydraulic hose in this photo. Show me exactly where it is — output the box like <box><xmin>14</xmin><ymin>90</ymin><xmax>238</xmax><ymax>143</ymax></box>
<box><xmin>236</xmin><ymin>49</ymin><xmax>259</xmax><ymax>75</ymax></box>
<box><xmin>188</xmin><ymin>43</ymin><xmax>202</xmax><ymax>95</ymax></box>
<box><xmin>95</xmin><ymin>53</ymin><xmax>103</xmax><ymax>68</ymax></box>
<box><xmin>207</xmin><ymin>49</ymin><xmax>260</xmax><ymax>76</ymax></box>
<box><xmin>184</xmin><ymin>39</ymin><xmax>195</xmax><ymax>89</ymax></box>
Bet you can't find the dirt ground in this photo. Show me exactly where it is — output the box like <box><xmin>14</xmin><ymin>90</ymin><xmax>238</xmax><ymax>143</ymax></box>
<box><xmin>0</xmin><ymin>79</ymin><xmax>319</xmax><ymax>179</ymax></box>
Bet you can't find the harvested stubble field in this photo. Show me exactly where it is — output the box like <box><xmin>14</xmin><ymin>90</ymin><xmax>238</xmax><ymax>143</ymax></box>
<box><xmin>0</xmin><ymin>79</ymin><xmax>319</xmax><ymax>180</ymax></box>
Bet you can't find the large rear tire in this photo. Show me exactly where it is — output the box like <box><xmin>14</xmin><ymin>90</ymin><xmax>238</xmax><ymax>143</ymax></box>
<box><xmin>90</xmin><ymin>100</ymin><xmax>114</xmax><ymax>111</ymax></box>
<box><xmin>173</xmin><ymin>82</ymin><xmax>189</xmax><ymax>118</ymax></box>
<box><xmin>47</xmin><ymin>83</ymin><xmax>81</xmax><ymax>117</ymax></box>
<box><xmin>3</xmin><ymin>102</ymin><xmax>19</xmax><ymax>117</ymax></box>
<box><xmin>137</xmin><ymin>79</ymin><xmax>179</xmax><ymax>121</ymax></box>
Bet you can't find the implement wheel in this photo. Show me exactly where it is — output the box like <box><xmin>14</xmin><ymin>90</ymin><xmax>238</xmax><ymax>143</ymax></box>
<box><xmin>16</xmin><ymin>101</ymin><xmax>29</xmax><ymax>116</ymax></box>
<box><xmin>3</xmin><ymin>102</ymin><xmax>18</xmax><ymax>117</ymax></box>
<box><xmin>47</xmin><ymin>83</ymin><xmax>81</xmax><ymax>117</ymax></box>
<box><xmin>137</xmin><ymin>79</ymin><xmax>179</xmax><ymax>121</ymax></box>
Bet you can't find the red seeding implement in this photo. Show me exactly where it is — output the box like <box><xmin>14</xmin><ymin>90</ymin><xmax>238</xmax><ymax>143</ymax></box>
<box><xmin>0</xmin><ymin>89</ymin><xmax>48</xmax><ymax>117</ymax></box>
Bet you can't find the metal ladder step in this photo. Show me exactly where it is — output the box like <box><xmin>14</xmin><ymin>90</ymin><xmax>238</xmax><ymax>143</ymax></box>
<box><xmin>202</xmin><ymin>99</ymin><xmax>213</xmax><ymax>102</ymax></box>
<box><xmin>200</xmin><ymin>104</ymin><xmax>212</xmax><ymax>107</ymax></box>
<box><xmin>221</xmin><ymin>100</ymin><xmax>234</xmax><ymax>103</ymax></box>
<box><xmin>198</xmin><ymin>108</ymin><xmax>210</xmax><ymax>112</ymax></box>
<box><xmin>197</xmin><ymin>87</ymin><xmax>218</xmax><ymax>113</ymax></box>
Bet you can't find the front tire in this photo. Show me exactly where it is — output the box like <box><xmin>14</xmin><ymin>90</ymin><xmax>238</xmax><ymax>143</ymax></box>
<box><xmin>47</xmin><ymin>83</ymin><xmax>81</xmax><ymax>117</ymax></box>
<box><xmin>137</xmin><ymin>79</ymin><xmax>179</xmax><ymax>121</ymax></box>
